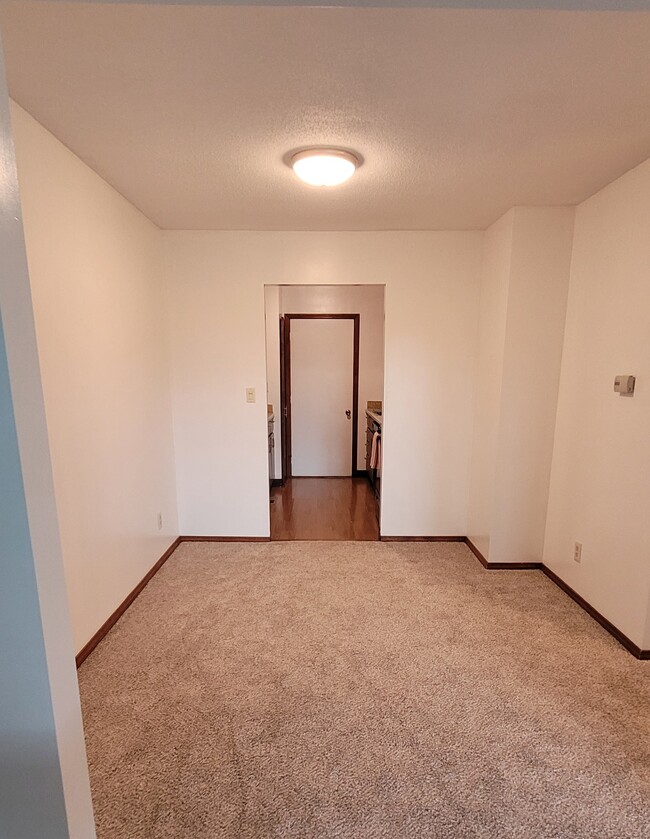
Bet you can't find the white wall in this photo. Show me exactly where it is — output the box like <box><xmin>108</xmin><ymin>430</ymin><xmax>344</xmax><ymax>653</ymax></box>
<box><xmin>12</xmin><ymin>102</ymin><xmax>178</xmax><ymax>654</ymax></box>
<box><xmin>543</xmin><ymin>160</ymin><xmax>650</xmax><ymax>649</ymax></box>
<box><xmin>164</xmin><ymin>232</ymin><xmax>482</xmax><ymax>537</ymax></box>
<box><xmin>279</xmin><ymin>284</ymin><xmax>385</xmax><ymax>472</ymax></box>
<box><xmin>491</xmin><ymin>207</ymin><xmax>575</xmax><ymax>564</ymax></box>
<box><xmin>468</xmin><ymin>207</ymin><xmax>574</xmax><ymax>564</ymax></box>
<box><xmin>1</xmin><ymin>70</ymin><xmax>94</xmax><ymax>836</ymax></box>
<box><xmin>467</xmin><ymin>210</ymin><xmax>514</xmax><ymax>558</ymax></box>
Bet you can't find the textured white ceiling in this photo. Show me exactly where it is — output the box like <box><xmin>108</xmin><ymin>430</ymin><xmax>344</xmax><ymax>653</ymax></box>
<box><xmin>1</xmin><ymin>3</ymin><xmax>649</xmax><ymax>230</ymax></box>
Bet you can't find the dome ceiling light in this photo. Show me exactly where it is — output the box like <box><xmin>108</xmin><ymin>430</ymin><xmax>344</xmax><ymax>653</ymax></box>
<box><xmin>290</xmin><ymin>148</ymin><xmax>361</xmax><ymax>187</ymax></box>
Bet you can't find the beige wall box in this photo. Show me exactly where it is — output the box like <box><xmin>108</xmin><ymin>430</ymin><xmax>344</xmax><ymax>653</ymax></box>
<box><xmin>614</xmin><ymin>375</ymin><xmax>635</xmax><ymax>395</ymax></box>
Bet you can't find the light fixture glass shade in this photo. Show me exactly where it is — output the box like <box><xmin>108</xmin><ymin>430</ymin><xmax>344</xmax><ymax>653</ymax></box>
<box><xmin>291</xmin><ymin>149</ymin><xmax>359</xmax><ymax>186</ymax></box>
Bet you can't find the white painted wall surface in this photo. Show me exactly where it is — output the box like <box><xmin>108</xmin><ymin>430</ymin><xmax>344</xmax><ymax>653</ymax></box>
<box><xmin>1</xmin><ymin>74</ymin><xmax>94</xmax><ymax>836</ymax></box>
<box><xmin>164</xmin><ymin>232</ymin><xmax>482</xmax><ymax>537</ymax></box>
<box><xmin>264</xmin><ymin>285</ymin><xmax>282</xmax><ymax>477</ymax></box>
<box><xmin>290</xmin><ymin>318</ymin><xmax>354</xmax><ymax>476</ymax></box>
<box><xmin>468</xmin><ymin>207</ymin><xmax>574</xmax><ymax>565</ymax></box>
<box><xmin>543</xmin><ymin>160</ymin><xmax>650</xmax><ymax>648</ymax></box>
<box><xmin>280</xmin><ymin>284</ymin><xmax>385</xmax><ymax>471</ymax></box>
<box><xmin>12</xmin><ymin>102</ymin><xmax>179</xmax><ymax>653</ymax></box>
<box><xmin>467</xmin><ymin>210</ymin><xmax>513</xmax><ymax>558</ymax></box>
<box><xmin>490</xmin><ymin>207</ymin><xmax>574</xmax><ymax>564</ymax></box>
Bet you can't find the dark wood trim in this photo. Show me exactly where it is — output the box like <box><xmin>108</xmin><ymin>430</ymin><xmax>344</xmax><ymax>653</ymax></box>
<box><xmin>464</xmin><ymin>537</ymin><xmax>542</xmax><ymax>569</ymax></box>
<box><xmin>380</xmin><ymin>536</ymin><xmax>465</xmax><ymax>542</ymax></box>
<box><xmin>464</xmin><ymin>538</ymin><xmax>648</xmax><ymax>658</ymax></box>
<box><xmin>179</xmin><ymin>536</ymin><xmax>271</xmax><ymax>542</ymax></box>
<box><xmin>353</xmin><ymin>468</ymin><xmax>369</xmax><ymax>479</ymax></box>
<box><xmin>279</xmin><ymin>316</ymin><xmax>289</xmax><ymax>483</ymax></box>
<box><xmin>283</xmin><ymin>314</ymin><xmax>360</xmax><ymax>479</ymax></box>
<box><xmin>282</xmin><ymin>314</ymin><xmax>292</xmax><ymax>479</ymax></box>
<box><xmin>351</xmin><ymin>315</ymin><xmax>360</xmax><ymax>475</ymax></box>
<box><xmin>75</xmin><ymin>536</ymin><xmax>182</xmax><ymax>667</ymax></box>
<box><xmin>541</xmin><ymin>566</ymin><xmax>649</xmax><ymax>659</ymax></box>
<box><xmin>76</xmin><ymin>534</ymin><xmax>273</xmax><ymax>666</ymax></box>
<box><xmin>76</xmin><ymin>533</ymin><xmax>649</xmax><ymax>667</ymax></box>
<box><xmin>284</xmin><ymin>314</ymin><xmax>360</xmax><ymax>319</ymax></box>
<box><xmin>464</xmin><ymin>536</ymin><xmax>489</xmax><ymax>566</ymax></box>
<box><xmin>270</xmin><ymin>478</ymin><xmax>283</xmax><ymax>488</ymax></box>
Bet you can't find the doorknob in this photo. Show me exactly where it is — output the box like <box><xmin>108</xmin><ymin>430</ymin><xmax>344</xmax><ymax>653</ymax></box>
<box><xmin>345</xmin><ymin>410</ymin><xmax>351</xmax><ymax>419</ymax></box>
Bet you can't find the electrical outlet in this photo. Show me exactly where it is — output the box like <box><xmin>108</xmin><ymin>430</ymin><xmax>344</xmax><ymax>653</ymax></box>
<box><xmin>157</xmin><ymin>512</ymin><xmax>163</xmax><ymax>531</ymax></box>
<box><xmin>246</xmin><ymin>387</ymin><xmax>256</xmax><ymax>403</ymax></box>
<box><xmin>573</xmin><ymin>541</ymin><xmax>582</xmax><ymax>564</ymax></box>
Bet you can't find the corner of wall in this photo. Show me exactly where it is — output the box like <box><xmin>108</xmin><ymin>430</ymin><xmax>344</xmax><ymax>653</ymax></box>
<box><xmin>469</xmin><ymin>205</ymin><xmax>575</xmax><ymax>565</ymax></box>
<box><xmin>467</xmin><ymin>208</ymin><xmax>515</xmax><ymax>558</ymax></box>
<box><xmin>541</xmin><ymin>160</ymin><xmax>650</xmax><ymax>647</ymax></box>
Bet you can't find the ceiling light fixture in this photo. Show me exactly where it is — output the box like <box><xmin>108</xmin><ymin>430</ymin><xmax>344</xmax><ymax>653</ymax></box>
<box><xmin>291</xmin><ymin>148</ymin><xmax>360</xmax><ymax>187</ymax></box>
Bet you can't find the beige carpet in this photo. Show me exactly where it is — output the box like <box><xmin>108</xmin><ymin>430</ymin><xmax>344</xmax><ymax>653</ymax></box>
<box><xmin>78</xmin><ymin>541</ymin><xmax>650</xmax><ymax>838</ymax></box>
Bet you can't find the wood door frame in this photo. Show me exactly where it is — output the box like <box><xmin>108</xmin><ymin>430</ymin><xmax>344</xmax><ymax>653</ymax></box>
<box><xmin>279</xmin><ymin>315</ymin><xmax>288</xmax><ymax>483</ymax></box>
<box><xmin>282</xmin><ymin>313</ymin><xmax>360</xmax><ymax>479</ymax></box>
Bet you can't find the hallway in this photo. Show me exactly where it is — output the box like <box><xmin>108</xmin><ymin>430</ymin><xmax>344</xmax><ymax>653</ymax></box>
<box><xmin>270</xmin><ymin>477</ymin><xmax>379</xmax><ymax>541</ymax></box>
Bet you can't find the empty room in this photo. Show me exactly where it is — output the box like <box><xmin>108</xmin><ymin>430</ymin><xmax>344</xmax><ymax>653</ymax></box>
<box><xmin>0</xmin><ymin>1</ymin><xmax>649</xmax><ymax>838</ymax></box>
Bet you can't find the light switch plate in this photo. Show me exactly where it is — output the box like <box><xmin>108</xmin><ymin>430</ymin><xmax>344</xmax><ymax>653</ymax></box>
<box><xmin>246</xmin><ymin>387</ymin><xmax>256</xmax><ymax>403</ymax></box>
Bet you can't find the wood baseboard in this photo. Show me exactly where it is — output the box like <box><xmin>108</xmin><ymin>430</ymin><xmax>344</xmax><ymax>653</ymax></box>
<box><xmin>464</xmin><ymin>537</ymin><xmax>542</xmax><ymax>570</ymax></box>
<box><xmin>541</xmin><ymin>566</ymin><xmax>649</xmax><ymax>660</ymax></box>
<box><xmin>75</xmin><ymin>536</ymin><xmax>182</xmax><ymax>667</ymax></box>
<box><xmin>270</xmin><ymin>479</ymin><xmax>283</xmax><ymax>488</ymax></box>
<box><xmin>75</xmin><ymin>534</ymin><xmax>272</xmax><ymax>666</ymax></box>
<box><xmin>463</xmin><ymin>538</ymin><xmax>648</xmax><ymax>659</ymax></box>
<box><xmin>179</xmin><ymin>535</ymin><xmax>271</xmax><ymax>542</ymax></box>
<box><xmin>380</xmin><ymin>535</ymin><xmax>465</xmax><ymax>542</ymax></box>
<box><xmin>76</xmin><ymin>533</ymin><xmax>648</xmax><ymax>666</ymax></box>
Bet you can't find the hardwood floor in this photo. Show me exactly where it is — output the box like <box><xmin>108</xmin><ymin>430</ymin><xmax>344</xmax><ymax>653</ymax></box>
<box><xmin>270</xmin><ymin>477</ymin><xmax>379</xmax><ymax>541</ymax></box>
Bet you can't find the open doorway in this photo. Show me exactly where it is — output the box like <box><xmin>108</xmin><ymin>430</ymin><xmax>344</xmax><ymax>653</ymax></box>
<box><xmin>265</xmin><ymin>285</ymin><xmax>385</xmax><ymax>540</ymax></box>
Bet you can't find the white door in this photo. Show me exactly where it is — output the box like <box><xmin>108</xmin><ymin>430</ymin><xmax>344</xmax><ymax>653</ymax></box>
<box><xmin>290</xmin><ymin>318</ymin><xmax>354</xmax><ymax>476</ymax></box>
